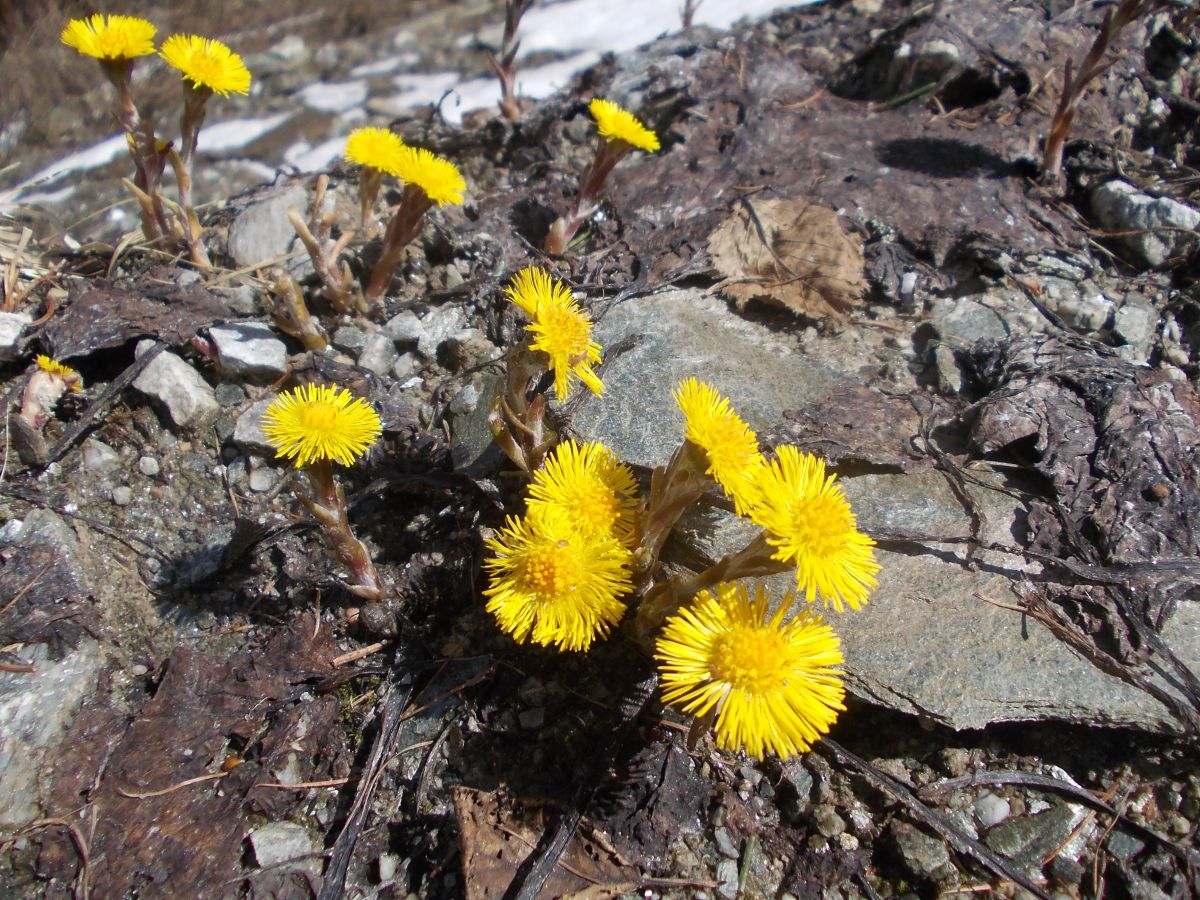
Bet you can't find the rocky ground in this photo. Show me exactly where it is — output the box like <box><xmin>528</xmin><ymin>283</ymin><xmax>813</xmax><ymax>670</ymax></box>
<box><xmin>1</xmin><ymin>1</ymin><xmax>1199</xmax><ymax>898</ymax></box>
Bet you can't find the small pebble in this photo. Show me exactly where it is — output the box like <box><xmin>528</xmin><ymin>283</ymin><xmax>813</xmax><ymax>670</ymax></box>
<box><xmin>248</xmin><ymin>467</ymin><xmax>277</xmax><ymax>492</ymax></box>
<box><xmin>138</xmin><ymin>456</ymin><xmax>160</xmax><ymax>477</ymax></box>
<box><xmin>975</xmin><ymin>792</ymin><xmax>1011</xmax><ymax>827</ymax></box>
<box><xmin>111</xmin><ymin>486</ymin><xmax>134</xmax><ymax>506</ymax></box>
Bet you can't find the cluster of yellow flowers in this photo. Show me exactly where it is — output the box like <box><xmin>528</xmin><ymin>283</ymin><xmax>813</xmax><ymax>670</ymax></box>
<box><xmin>476</xmin><ymin>265</ymin><xmax>881</xmax><ymax>761</ymax></box>
<box><xmin>58</xmin><ymin>18</ymin><xmax>858</xmax><ymax>762</ymax></box>
<box><xmin>61</xmin><ymin>14</ymin><xmax>250</xmax><ymax>95</ymax></box>
<box><xmin>60</xmin><ymin>13</ymin><xmax>252</xmax><ymax>268</ymax></box>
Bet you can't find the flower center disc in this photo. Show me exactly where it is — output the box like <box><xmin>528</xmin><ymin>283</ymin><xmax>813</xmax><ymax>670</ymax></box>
<box><xmin>709</xmin><ymin>629</ymin><xmax>789</xmax><ymax>694</ymax></box>
<box><xmin>524</xmin><ymin>540</ymin><xmax>583</xmax><ymax>600</ymax></box>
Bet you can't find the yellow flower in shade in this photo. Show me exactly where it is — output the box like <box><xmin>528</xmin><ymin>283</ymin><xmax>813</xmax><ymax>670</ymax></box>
<box><xmin>674</xmin><ymin>378</ymin><xmax>764</xmax><ymax>514</ymax></box>
<box><xmin>345</xmin><ymin>127</ymin><xmax>405</xmax><ymax>175</ymax></box>
<box><xmin>160</xmin><ymin>34</ymin><xmax>251</xmax><ymax>97</ymax></box>
<box><xmin>36</xmin><ymin>356</ymin><xmax>83</xmax><ymax>391</ymax></box>
<box><xmin>60</xmin><ymin>14</ymin><xmax>157</xmax><ymax>61</ymax></box>
<box><xmin>394</xmin><ymin>146</ymin><xmax>466</xmax><ymax>206</ymax></box>
<box><xmin>655</xmin><ymin>582</ymin><xmax>845</xmax><ymax>760</ymax></box>
<box><xmin>527</xmin><ymin>440</ymin><xmax>638</xmax><ymax>547</ymax></box>
<box><xmin>262</xmin><ymin>384</ymin><xmax>382</xmax><ymax>468</ymax></box>
<box><xmin>483</xmin><ymin>512</ymin><xmax>632</xmax><ymax>652</ymax></box>
<box><xmin>749</xmin><ymin>446</ymin><xmax>879</xmax><ymax>612</ymax></box>
<box><xmin>588</xmin><ymin>98</ymin><xmax>660</xmax><ymax>153</ymax></box>
<box><xmin>506</xmin><ymin>266</ymin><xmax>604</xmax><ymax>402</ymax></box>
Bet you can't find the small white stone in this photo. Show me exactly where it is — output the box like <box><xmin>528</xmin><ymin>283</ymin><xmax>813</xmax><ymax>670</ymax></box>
<box><xmin>0</xmin><ymin>311</ymin><xmax>31</xmax><ymax>359</ymax></box>
<box><xmin>209</xmin><ymin>322</ymin><xmax>288</xmax><ymax>382</ymax></box>
<box><xmin>233</xmin><ymin>397</ymin><xmax>277</xmax><ymax>457</ymax></box>
<box><xmin>132</xmin><ymin>341</ymin><xmax>219</xmax><ymax>429</ymax></box>
<box><xmin>358</xmin><ymin>331</ymin><xmax>398</xmax><ymax>376</ymax></box>
<box><xmin>137</xmin><ymin>456</ymin><xmax>160</xmax><ymax>477</ymax></box>
<box><xmin>111</xmin><ymin>486</ymin><xmax>134</xmax><ymax>506</ymax></box>
<box><xmin>81</xmin><ymin>439</ymin><xmax>121</xmax><ymax>474</ymax></box>
<box><xmin>974</xmin><ymin>792</ymin><xmax>1011</xmax><ymax>827</ymax></box>
<box><xmin>248</xmin><ymin>466</ymin><xmax>279</xmax><ymax>492</ymax></box>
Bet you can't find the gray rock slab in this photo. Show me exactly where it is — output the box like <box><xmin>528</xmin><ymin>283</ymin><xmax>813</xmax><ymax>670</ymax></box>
<box><xmin>417</xmin><ymin>305</ymin><xmax>468</xmax><ymax>360</ymax></box>
<box><xmin>132</xmin><ymin>340</ymin><xmax>219</xmax><ymax>429</ymax></box>
<box><xmin>209</xmin><ymin>322</ymin><xmax>288</xmax><ymax>382</ymax></box>
<box><xmin>0</xmin><ymin>640</ymin><xmax>102</xmax><ymax>826</ymax></box>
<box><xmin>226</xmin><ymin>184</ymin><xmax>313</xmax><ymax>276</ymax></box>
<box><xmin>1112</xmin><ymin>294</ymin><xmax>1158</xmax><ymax>364</ymax></box>
<box><xmin>571</xmin><ymin>289</ymin><xmax>1200</xmax><ymax>732</ymax></box>
<box><xmin>1091</xmin><ymin>180</ymin><xmax>1200</xmax><ymax>268</ymax></box>
<box><xmin>233</xmin><ymin>396</ymin><xmax>277</xmax><ymax>458</ymax></box>
<box><xmin>574</xmin><ymin>289</ymin><xmax>854</xmax><ymax>469</ymax></box>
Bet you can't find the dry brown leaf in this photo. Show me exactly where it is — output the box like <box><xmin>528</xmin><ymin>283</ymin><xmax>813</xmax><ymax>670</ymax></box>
<box><xmin>453</xmin><ymin>786</ymin><xmax>639</xmax><ymax>900</ymax></box>
<box><xmin>706</xmin><ymin>198</ymin><xmax>866</xmax><ymax>318</ymax></box>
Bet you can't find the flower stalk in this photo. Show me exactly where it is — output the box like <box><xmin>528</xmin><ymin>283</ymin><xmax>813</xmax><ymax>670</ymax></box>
<box><xmin>262</xmin><ymin>384</ymin><xmax>386</xmax><ymax>602</ymax></box>
<box><xmin>545</xmin><ymin>98</ymin><xmax>660</xmax><ymax>255</ymax></box>
<box><xmin>288</xmin><ymin>175</ymin><xmax>364</xmax><ymax>314</ymax></box>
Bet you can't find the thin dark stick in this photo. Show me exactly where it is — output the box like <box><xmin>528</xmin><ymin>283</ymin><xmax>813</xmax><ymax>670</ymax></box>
<box><xmin>820</xmin><ymin>738</ymin><xmax>1054</xmax><ymax>899</ymax></box>
<box><xmin>920</xmin><ymin>770</ymin><xmax>1200</xmax><ymax>868</ymax></box>
<box><xmin>318</xmin><ymin>675</ymin><xmax>415</xmax><ymax>900</ymax></box>
<box><xmin>503</xmin><ymin>672</ymin><xmax>658</xmax><ymax>900</ymax></box>
<box><xmin>45</xmin><ymin>340</ymin><xmax>167</xmax><ymax>464</ymax></box>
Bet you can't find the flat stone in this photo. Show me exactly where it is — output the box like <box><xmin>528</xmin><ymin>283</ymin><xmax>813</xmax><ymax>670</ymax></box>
<box><xmin>571</xmin><ymin>287</ymin><xmax>1200</xmax><ymax>732</ymax></box>
<box><xmin>357</xmin><ymin>331</ymin><xmax>398</xmax><ymax>376</ymax></box>
<box><xmin>1112</xmin><ymin>294</ymin><xmax>1158</xmax><ymax>364</ymax></box>
<box><xmin>573</xmin><ymin>289</ymin><xmax>852</xmax><ymax>469</ymax></box>
<box><xmin>890</xmin><ymin>822</ymin><xmax>953</xmax><ymax>880</ymax></box>
<box><xmin>1091</xmin><ymin>180</ymin><xmax>1200</xmax><ymax>268</ymax></box>
<box><xmin>984</xmin><ymin>804</ymin><xmax>1082</xmax><ymax>870</ymax></box>
<box><xmin>111</xmin><ymin>485</ymin><xmax>133</xmax><ymax>506</ymax></box>
<box><xmin>0</xmin><ymin>311</ymin><xmax>31</xmax><ymax>360</ymax></box>
<box><xmin>209</xmin><ymin>322</ymin><xmax>289</xmax><ymax>382</ymax></box>
<box><xmin>385</xmin><ymin>309</ymin><xmax>425</xmax><ymax>346</ymax></box>
<box><xmin>332</xmin><ymin>325</ymin><xmax>368</xmax><ymax>354</ymax></box>
<box><xmin>137</xmin><ymin>456</ymin><xmax>160</xmax><ymax>477</ymax></box>
<box><xmin>249</xmin><ymin>821</ymin><xmax>320</xmax><ymax>874</ymax></box>
<box><xmin>233</xmin><ymin>397</ymin><xmax>277</xmax><ymax>458</ymax></box>
<box><xmin>132</xmin><ymin>341</ymin><xmax>219</xmax><ymax>429</ymax></box>
<box><xmin>0</xmin><ymin>641</ymin><xmax>102</xmax><ymax>827</ymax></box>
<box><xmin>226</xmin><ymin>184</ymin><xmax>313</xmax><ymax>276</ymax></box>
<box><xmin>417</xmin><ymin>305</ymin><xmax>468</xmax><ymax>360</ymax></box>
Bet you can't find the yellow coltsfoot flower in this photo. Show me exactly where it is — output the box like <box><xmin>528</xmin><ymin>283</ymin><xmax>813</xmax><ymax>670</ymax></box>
<box><xmin>61</xmin><ymin>14</ymin><xmax>157</xmax><ymax>61</ymax></box>
<box><xmin>674</xmin><ymin>378</ymin><xmax>764</xmax><ymax>514</ymax></box>
<box><xmin>749</xmin><ymin>446</ymin><xmax>879</xmax><ymax>612</ymax></box>
<box><xmin>589</xmin><ymin>98</ymin><xmax>660</xmax><ymax>153</ymax></box>
<box><xmin>484</xmin><ymin>512</ymin><xmax>632</xmax><ymax>652</ymax></box>
<box><xmin>506</xmin><ymin>266</ymin><xmax>603</xmax><ymax>402</ymax></box>
<box><xmin>35</xmin><ymin>356</ymin><xmax>83</xmax><ymax>391</ymax></box>
<box><xmin>527</xmin><ymin>440</ymin><xmax>638</xmax><ymax>547</ymax></box>
<box><xmin>160</xmin><ymin>34</ymin><xmax>251</xmax><ymax>96</ymax></box>
<box><xmin>262</xmin><ymin>384</ymin><xmax>382</xmax><ymax>468</ymax></box>
<box><xmin>655</xmin><ymin>582</ymin><xmax>845</xmax><ymax>760</ymax></box>
<box><xmin>394</xmin><ymin>146</ymin><xmax>466</xmax><ymax>206</ymax></box>
<box><xmin>345</xmin><ymin>127</ymin><xmax>406</xmax><ymax>176</ymax></box>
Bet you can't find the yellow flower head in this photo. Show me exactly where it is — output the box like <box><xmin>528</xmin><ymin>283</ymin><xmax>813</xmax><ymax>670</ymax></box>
<box><xmin>345</xmin><ymin>127</ymin><xmax>405</xmax><ymax>176</ymax></box>
<box><xmin>36</xmin><ymin>356</ymin><xmax>83</xmax><ymax>391</ymax></box>
<box><xmin>484</xmin><ymin>512</ymin><xmax>632</xmax><ymax>652</ymax></box>
<box><xmin>749</xmin><ymin>446</ymin><xmax>879</xmax><ymax>612</ymax></box>
<box><xmin>262</xmin><ymin>384</ymin><xmax>382</xmax><ymax>468</ymax></box>
<box><xmin>655</xmin><ymin>582</ymin><xmax>845</xmax><ymax>760</ymax></box>
<box><xmin>588</xmin><ymin>98</ymin><xmax>660</xmax><ymax>153</ymax></box>
<box><xmin>674</xmin><ymin>378</ymin><xmax>764</xmax><ymax>514</ymax></box>
<box><xmin>61</xmin><ymin>14</ymin><xmax>157</xmax><ymax>61</ymax></box>
<box><xmin>506</xmin><ymin>266</ymin><xmax>604</xmax><ymax>403</ymax></box>
<box><xmin>160</xmin><ymin>34</ymin><xmax>251</xmax><ymax>97</ymax></box>
<box><xmin>528</xmin><ymin>440</ymin><xmax>638</xmax><ymax>547</ymax></box>
<box><xmin>394</xmin><ymin>146</ymin><xmax>465</xmax><ymax>206</ymax></box>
